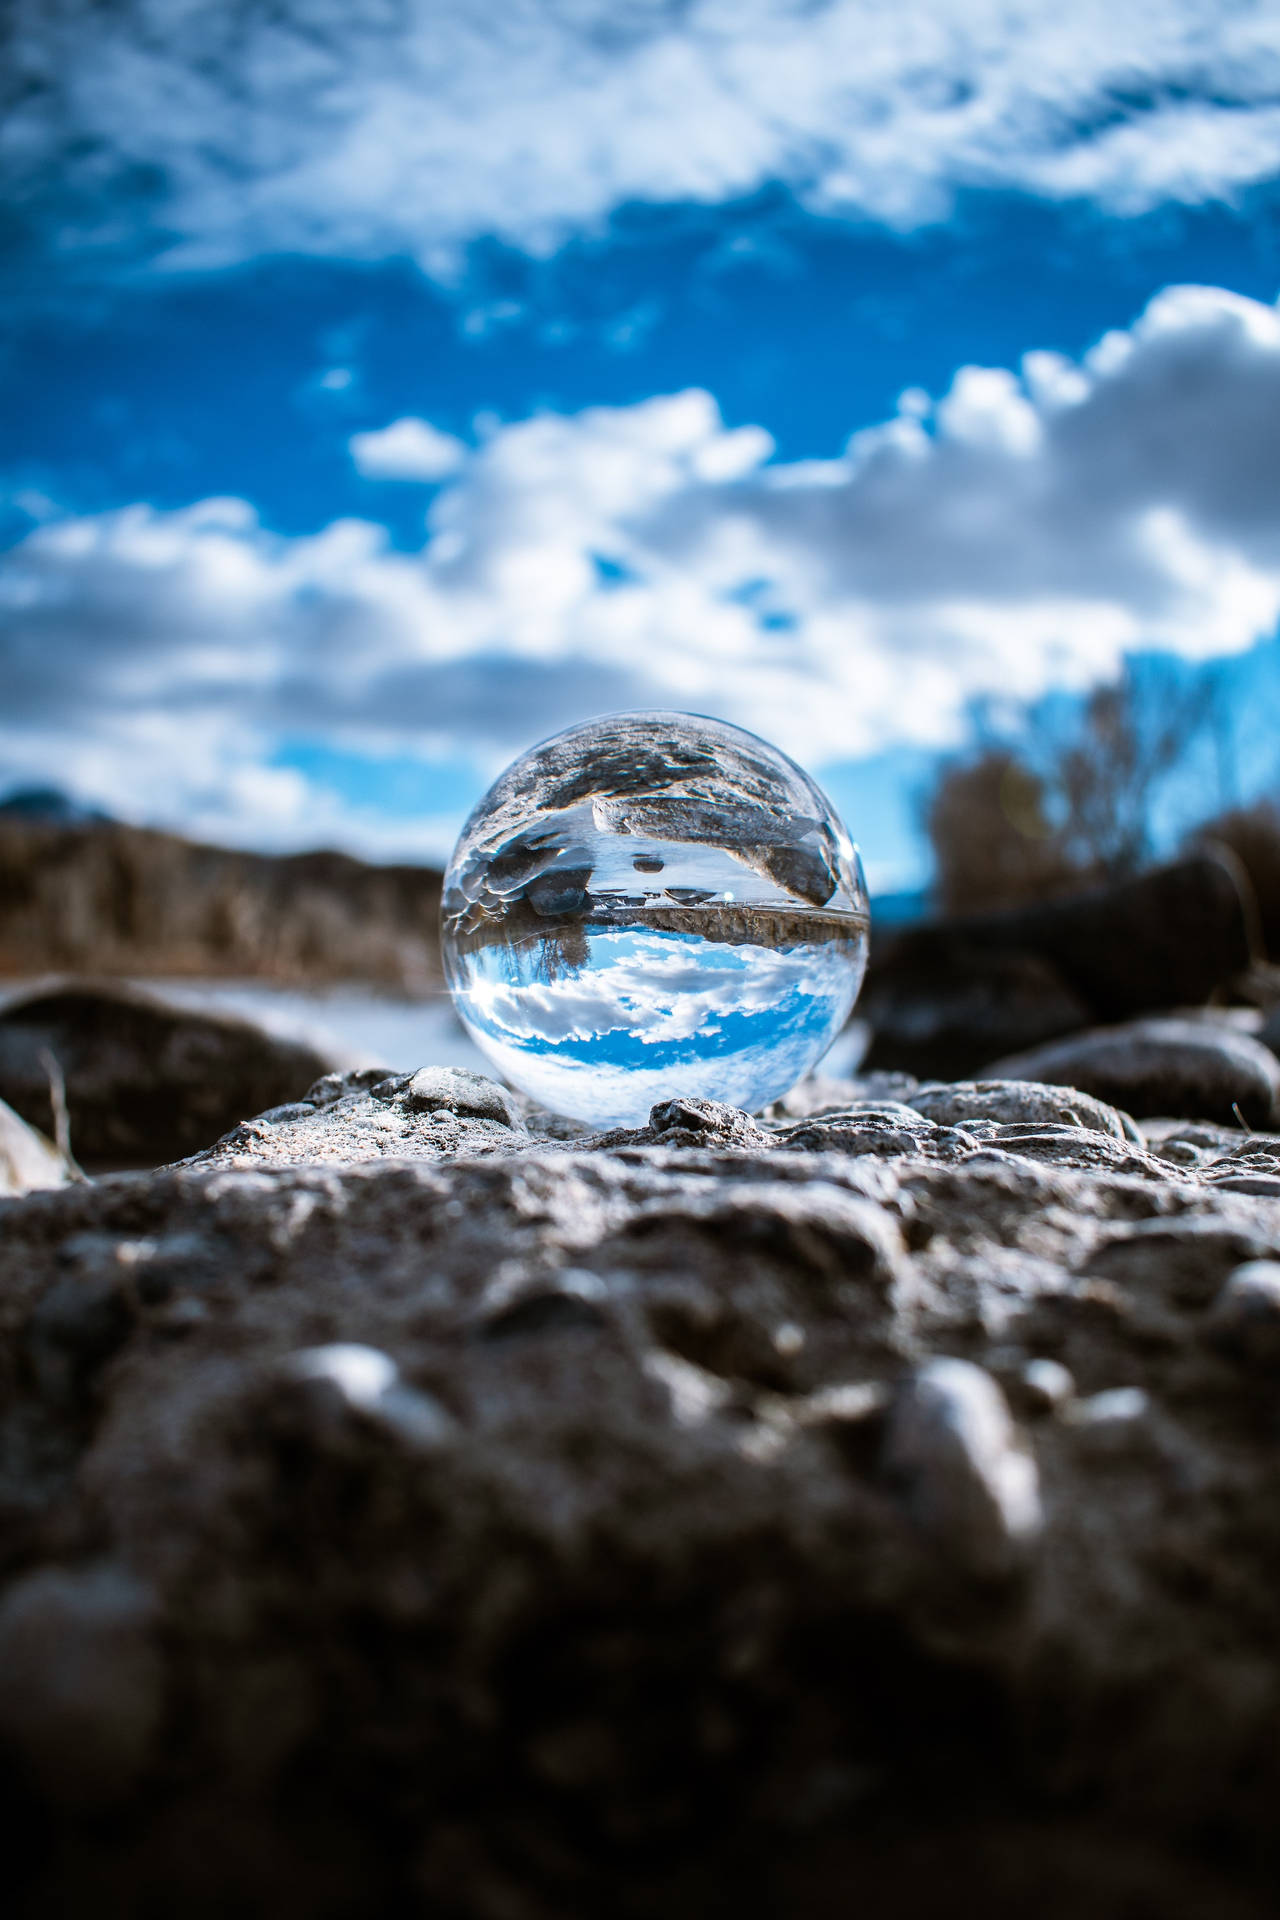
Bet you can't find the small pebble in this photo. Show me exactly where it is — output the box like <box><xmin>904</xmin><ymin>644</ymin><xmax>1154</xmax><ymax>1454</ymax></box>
<box><xmin>1021</xmin><ymin>1357</ymin><xmax>1075</xmax><ymax>1414</ymax></box>
<box><xmin>25</xmin><ymin>1271</ymin><xmax>134</xmax><ymax>1401</ymax></box>
<box><xmin>480</xmin><ymin>1274</ymin><xmax>610</xmax><ymax>1341</ymax></box>
<box><xmin>882</xmin><ymin>1358</ymin><xmax>1042</xmax><ymax>1580</ymax></box>
<box><xmin>155</xmin><ymin>1296</ymin><xmax>210</xmax><ymax>1335</ymax></box>
<box><xmin>1068</xmin><ymin>1386</ymin><xmax>1149</xmax><ymax>1429</ymax></box>
<box><xmin>644</xmin><ymin>1350</ymin><xmax>732</xmax><ymax>1427</ymax></box>
<box><xmin>387</xmin><ymin>1067</ymin><xmax>519</xmax><ymax>1126</ymax></box>
<box><xmin>796</xmin><ymin>1381</ymin><xmax>889</xmax><ymax>1430</ymax></box>
<box><xmin>650</xmin><ymin>1096</ymin><xmax>763</xmax><ymax>1141</ymax></box>
<box><xmin>1206</xmin><ymin>1172</ymin><xmax>1280</xmax><ymax>1198</ymax></box>
<box><xmin>286</xmin><ymin>1344</ymin><xmax>398</xmax><ymax>1407</ymax></box>
<box><xmin>1153</xmin><ymin>1139</ymin><xmax>1204</xmax><ymax>1167</ymax></box>
<box><xmin>1205</xmin><ymin>1260</ymin><xmax>1280</xmax><ymax>1365</ymax></box>
<box><xmin>281</xmin><ymin>1345</ymin><xmax>453</xmax><ymax>1446</ymax></box>
<box><xmin>0</xmin><ymin>1565</ymin><xmax>162</xmax><ymax>1808</ymax></box>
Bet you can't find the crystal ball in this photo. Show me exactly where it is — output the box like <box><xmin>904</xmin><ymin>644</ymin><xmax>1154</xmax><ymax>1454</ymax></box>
<box><xmin>441</xmin><ymin>712</ymin><xmax>870</xmax><ymax>1128</ymax></box>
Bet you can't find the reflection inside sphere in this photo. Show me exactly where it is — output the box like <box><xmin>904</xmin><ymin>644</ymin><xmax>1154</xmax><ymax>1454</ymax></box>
<box><xmin>441</xmin><ymin>712</ymin><xmax>870</xmax><ymax>1127</ymax></box>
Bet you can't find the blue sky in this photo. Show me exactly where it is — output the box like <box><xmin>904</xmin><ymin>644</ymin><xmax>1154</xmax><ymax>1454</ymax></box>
<box><xmin>5</xmin><ymin>0</ymin><xmax>1280</xmax><ymax>886</ymax></box>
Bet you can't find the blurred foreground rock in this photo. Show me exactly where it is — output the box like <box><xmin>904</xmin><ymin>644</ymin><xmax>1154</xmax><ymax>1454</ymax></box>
<box><xmin>2</xmin><ymin>1067</ymin><xmax>1280</xmax><ymax>1916</ymax></box>
<box><xmin>0</xmin><ymin>982</ymin><xmax>340</xmax><ymax>1170</ymax></box>
<box><xmin>863</xmin><ymin>854</ymin><xmax>1255</xmax><ymax>1078</ymax></box>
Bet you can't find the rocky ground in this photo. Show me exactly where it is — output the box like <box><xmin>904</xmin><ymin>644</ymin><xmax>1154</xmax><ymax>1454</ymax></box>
<box><xmin>2</xmin><ymin>1062</ymin><xmax>1280</xmax><ymax>1917</ymax></box>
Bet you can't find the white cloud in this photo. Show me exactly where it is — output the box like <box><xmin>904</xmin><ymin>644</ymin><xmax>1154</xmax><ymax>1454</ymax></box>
<box><xmin>6</xmin><ymin>284</ymin><xmax>1280</xmax><ymax>852</ymax></box>
<box><xmin>349</xmin><ymin>418</ymin><xmax>467</xmax><ymax>482</ymax></box>
<box><xmin>6</xmin><ymin>3</ymin><xmax>1280</xmax><ymax>276</ymax></box>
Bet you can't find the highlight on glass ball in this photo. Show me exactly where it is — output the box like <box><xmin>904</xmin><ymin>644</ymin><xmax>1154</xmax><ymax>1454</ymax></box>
<box><xmin>441</xmin><ymin>712</ymin><xmax>870</xmax><ymax>1128</ymax></box>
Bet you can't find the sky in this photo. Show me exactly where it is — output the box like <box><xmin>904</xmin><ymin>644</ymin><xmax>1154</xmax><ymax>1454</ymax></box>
<box><xmin>5</xmin><ymin>0</ymin><xmax>1280</xmax><ymax>889</ymax></box>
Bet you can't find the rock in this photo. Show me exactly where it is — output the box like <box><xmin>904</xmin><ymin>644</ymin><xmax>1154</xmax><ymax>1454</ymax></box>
<box><xmin>896</xmin><ymin>855</ymin><xmax>1250</xmax><ymax>1012</ymax></box>
<box><xmin>1139</xmin><ymin>1118</ymin><xmax>1280</xmax><ymax>1175</ymax></box>
<box><xmin>0</xmin><ymin>1565</ymin><xmax>162</xmax><ymax>1808</ymax></box>
<box><xmin>24</xmin><ymin>1259</ymin><xmax>137</xmax><ymax>1404</ymax></box>
<box><xmin>0</xmin><ymin>981</ymin><xmax>340</xmax><ymax>1169</ymax></box>
<box><xmin>766</xmin><ymin>1068</ymin><xmax>920</xmax><ymax>1119</ymax></box>
<box><xmin>0</xmin><ymin>815</ymin><xmax>444</xmax><ymax>989</ymax></box>
<box><xmin>1204</xmin><ymin>1261</ymin><xmax>1280</xmax><ymax>1364</ymax></box>
<box><xmin>1203</xmin><ymin>1168</ymin><xmax>1280</xmax><ymax>1198</ymax></box>
<box><xmin>861</xmin><ymin>946</ymin><xmax>1089</xmax><ymax>1080</ymax></box>
<box><xmin>960</xmin><ymin>1125</ymin><xmax>1174</xmax><ymax>1181</ymax></box>
<box><xmin>1258</xmin><ymin>1001</ymin><xmax>1280</xmax><ymax>1062</ymax></box>
<box><xmin>195</xmin><ymin>1063</ymin><xmax>527</xmax><ymax>1166</ymax></box>
<box><xmin>649</xmin><ymin>1095</ymin><xmax>771</xmax><ymax>1146</ymax></box>
<box><xmin>0</xmin><ymin>1095</ymin><xmax>70</xmax><ymax>1195</ymax></box>
<box><xmin>477</xmin><ymin>1269</ymin><xmax>612</xmax><ymax>1343</ymax></box>
<box><xmin>187</xmin><ymin>1071</ymin><xmax>1180</xmax><ymax>1184</ymax></box>
<box><xmin>392</xmin><ymin>1065</ymin><xmax>519</xmax><ymax>1126</ymax></box>
<box><xmin>998</xmin><ymin>853</ymin><xmax>1256</xmax><ymax>1016</ymax></box>
<box><xmin>297</xmin><ymin>1066</ymin><xmax>395</xmax><ymax>1110</ymax></box>
<box><xmin>284</xmin><ymin>1340</ymin><xmax>400</xmax><ymax>1406</ymax></box>
<box><xmin>1065</xmin><ymin>1386</ymin><xmax>1153</xmax><ymax>1447</ymax></box>
<box><xmin>985</xmin><ymin>1016</ymin><xmax>1280</xmax><ymax>1127</ymax></box>
<box><xmin>1175</xmin><ymin>1005</ymin><xmax>1265</xmax><ymax>1036</ymax></box>
<box><xmin>4</xmin><ymin>1080</ymin><xmax>1280</xmax><ymax>1915</ymax></box>
<box><xmin>882</xmin><ymin>1358</ymin><xmax>1042</xmax><ymax>1581</ymax></box>
<box><xmin>1019</xmin><ymin>1356</ymin><xmax>1075</xmax><ymax>1414</ymax></box>
<box><xmin>910</xmin><ymin>1078</ymin><xmax>1138</xmax><ymax>1142</ymax></box>
<box><xmin>774</xmin><ymin>1104</ymin><xmax>937</xmax><ymax>1159</ymax></box>
<box><xmin>1074</xmin><ymin>1385</ymin><xmax>1152</xmax><ymax>1424</ymax></box>
<box><xmin>863</xmin><ymin>854</ymin><xmax>1256</xmax><ymax>1080</ymax></box>
<box><xmin>276</xmin><ymin>1343</ymin><xmax>456</xmax><ymax>1448</ymax></box>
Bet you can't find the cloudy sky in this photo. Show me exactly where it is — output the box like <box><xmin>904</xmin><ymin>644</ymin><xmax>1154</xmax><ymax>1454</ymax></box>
<box><xmin>5</xmin><ymin>0</ymin><xmax>1280</xmax><ymax>885</ymax></box>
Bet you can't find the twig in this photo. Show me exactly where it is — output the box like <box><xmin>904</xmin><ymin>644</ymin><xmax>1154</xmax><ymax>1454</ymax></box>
<box><xmin>1231</xmin><ymin>1101</ymin><xmax>1253</xmax><ymax>1135</ymax></box>
<box><xmin>37</xmin><ymin>1046</ymin><xmax>88</xmax><ymax>1181</ymax></box>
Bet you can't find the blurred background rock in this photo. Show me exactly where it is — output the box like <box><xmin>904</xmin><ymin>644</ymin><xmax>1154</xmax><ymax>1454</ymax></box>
<box><xmin>0</xmin><ymin>791</ymin><xmax>470</xmax><ymax>1168</ymax></box>
<box><xmin>0</xmin><ymin>796</ymin><xmax>442</xmax><ymax>991</ymax></box>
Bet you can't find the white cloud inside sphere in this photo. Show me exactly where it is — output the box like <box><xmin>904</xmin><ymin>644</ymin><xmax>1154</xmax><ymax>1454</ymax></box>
<box><xmin>456</xmin><ymin>928</ymin><xmax>856</xmax><ymax>1127</ymax></box>
<box><xmin>6</xmin><ymin>2</ymin><xmax>1280</xmax><ymax>275</ymax></box>
<box><xmin>4</xmin><ymin>284</ymin><xmax>1280</xmax><ymax>854</ymax></box>
<box><xmin>349</xmin><ymin>419</ymin><xmax>468</xmax><ymax>482</ymax></box>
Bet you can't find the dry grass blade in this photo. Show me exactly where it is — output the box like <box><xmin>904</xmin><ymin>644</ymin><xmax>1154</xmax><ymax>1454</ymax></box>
<box><xmin>37</xmin><ymin>1045</ymin><xmax>87</xmax><ymax>1181</ymax></box>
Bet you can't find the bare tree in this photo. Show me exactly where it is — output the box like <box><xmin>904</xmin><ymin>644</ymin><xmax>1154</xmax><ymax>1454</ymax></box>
<box><xmin>927</xmin><ymin>750</ymin><xmax>1076</xmax><ymax>915</ymax></box>
<box><xmin>927</xmin><ymin>659</ymin><xmax>1205</xmax><ymax>915</ymax></box>
<box><xmin>1195</xmin><ymin>798</ymin><xmax>1280</xmax><ymax>959</ymax></box>
<box><xmin>1052</xmin><ymin>661</ymin><xmax>1201</xmax><ymax>877</ymax></box>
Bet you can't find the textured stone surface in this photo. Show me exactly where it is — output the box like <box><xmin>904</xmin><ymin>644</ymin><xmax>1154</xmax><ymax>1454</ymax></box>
<box><xmin>0</xmin><ymin>982</ymin><xmax>339</xmax><ymax>1169</ymax></box>
<box><xmin>205</xmin><ymin>1064</ymin><xmax>530</xmax><ymax>1166</ymax></box>
<box><xmin>909</xmin><ymin>1078</ymin><xmax>1139</xmax><ymax>1142</ymax></box>
<box><xmin>987</xmin><ymin>1016</ymin><xmax>1280</xmax><ymax>1127</ymax></box>
<box><xmin>2</xmin><ymin>1068</ymin><xmax>1280</xmax><ymax>1916</ymax></box>
<box><xmin>1204</xmin><ymin>1259</ymin><xmax>1280</xmax><ymax>1363</ymax></box>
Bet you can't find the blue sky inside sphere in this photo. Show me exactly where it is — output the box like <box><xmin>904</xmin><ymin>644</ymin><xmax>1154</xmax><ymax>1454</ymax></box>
<box><xmin>5</xmin><ymin>2</ymin><xmax>1280</xmax><ymax>892</ymax></box>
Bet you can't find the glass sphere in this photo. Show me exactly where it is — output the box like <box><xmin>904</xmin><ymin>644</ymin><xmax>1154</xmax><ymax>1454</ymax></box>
<box><xmin>441</xmin><ymin>712</ymin><xmax>869</xmax><ymax>1128</ymax></box>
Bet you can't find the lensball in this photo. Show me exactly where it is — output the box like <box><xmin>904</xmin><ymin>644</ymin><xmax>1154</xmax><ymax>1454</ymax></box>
<box><xmin>441</xmin><ymin>712</ymin><xmax>869</xmax><ymax>1127</ymax></box>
